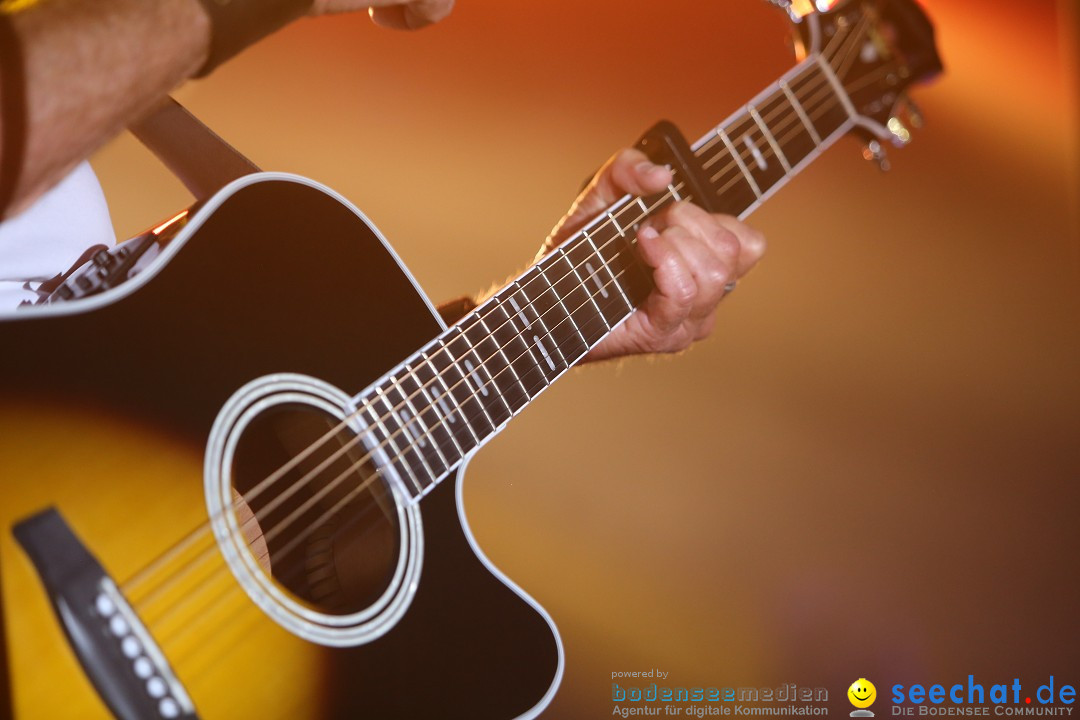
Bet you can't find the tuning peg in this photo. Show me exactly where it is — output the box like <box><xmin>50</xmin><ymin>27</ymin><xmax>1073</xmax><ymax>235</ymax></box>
<box><xmin>883</xmin><ymin>95</ymin><xmax>924</xmax><ymax>148</ymax></box>
<box><xmin>862</xmin><ymin>140</ymin><xmax>891</xmax><ymax>172</ymax></box>
<box><xmin>886</xmin><ymin>117</ymin><xmax>912</xmax><ymax>146</ymax></box>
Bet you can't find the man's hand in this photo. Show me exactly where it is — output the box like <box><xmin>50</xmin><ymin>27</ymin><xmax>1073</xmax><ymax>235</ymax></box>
<box><xmin>542</xmin><ymin>149</ymin><xmax>766</xmax><ymax>363</ymax></box>
<box><xmin>309</xmin><ymin>0</ymin><xmax>454</xmax><ymax>29</ymax></box>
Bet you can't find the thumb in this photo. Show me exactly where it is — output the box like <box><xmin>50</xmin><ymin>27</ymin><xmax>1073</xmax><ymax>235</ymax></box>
<box><xmin>546</xmin><ymin>148</ymin><xmax>673</xmax><ymax>251</ymax></box>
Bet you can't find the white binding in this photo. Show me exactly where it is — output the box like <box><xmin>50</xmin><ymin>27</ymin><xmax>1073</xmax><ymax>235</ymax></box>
<box><xmin>205</xmin><ymin>373</ymin><xmax>423</xmax><ymax>647</ymax></box>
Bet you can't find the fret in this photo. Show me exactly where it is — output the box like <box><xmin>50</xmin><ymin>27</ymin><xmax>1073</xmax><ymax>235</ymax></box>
<box><xmin>488</xmin><ymin>294</ymin><xmax>551</xmax><ymax>398</ymax></box>
<box><xmin>377</xmin><ymin>381</ymin><xmax>437</xmax><ymax>490</ymax></box>
<box><xmin>444</xmin><ymin>326</ymin><xmax>512</xmax><ymax>429</ymax></box>
<box><xmin>400</xmin><ymin>360</ymin><xmax>462</xmax><ymax>470</ymax></box>
<box><xmin>351</xmin><ymin>401</ymin><xmax>407</xmax><ymax>493</ymax></box>
<box><xmin>813</xmin><ymin>55</ymin><xmax>858</xmax><ymax>120</ymax></box>
<box><xmin>722</xmin><ymin>111</ymin><xmax>787</xmax><ymax>197</ymax></box>
<box><xmin>606</xmin><ymin>211</ymin><xmax>624</xmax><ymax>236</ymax></box>
<box><xmin>460</xmin><ymin>310</ymin><xmax>531</xmax><ymax>415</ymax></box>
<box><xmin>581</xmin><ymin>194</ymin><xmax>645</xmax><ymax>239</ymax></box>
<box><xmin>546</xmin><ymin>246</ymin><xmax>608</xmax><ymax>349</ymax></box>
<box><xmin>362</xmin><ymin>388</ymin><xmax>428</xmax><ymax>496</ymax></box>
<box><xmin>792</xmin><ymin>62</ymin><xmax>850</xmax><ymax>141</ymax></box>
<box><xmin>340</xmin><ymin>56</ymin><xmax>859</xmax><ymax>501</ymax></box>
<box><xmin>416</xmin><ymin>350</ymin><xmax>475</xmax><ymax>455</ymax></box>
<box><xmin>505</xmin><ymin>282</ymin><xmax>564</xmax><ymax>382</ymax></box>
<box><xmin>755</xmin><ymin>87</ymin><xmax>818</xmax><ymax>170</ymax></box>
<box><xmin>590</xmin><ymin>222</ymin><xmax>652</xmax><ymax>308</ymax></box>
<box><xmin>584</xmin><ymin>226</ymin><xmax>634</xmax><ymax>312</ymax></box>
<box><xmin>748</xmin><ymin>104</ymin><xmax>792</xmax><ymax>174</ymax></box>
<box><xmin>709</xmin><ymin>128</ymin><xmax>763</xmax><ymax>217</ymax></box>
<box><xmin>430</xmin><ymin>338</ymin><xmax>495</xmax><ymax>443</ymax></box>
<box><xmin>537</xmin><ymin>261</ymin><xmax>590</xmax><ymax>355</ymax></box>
<box><xmin>779</xmin><ymin>79</ymin><xmax>823</xmax><ymax>146</ymax></box>
<box><xmin>518</xmin><ymin>264</ymin><xmax>588</xmax><ymax>364</ymax></box>
<box><xmin>567</xmin><ymin>234</ymin><xmax>631</xmax><ymax>329</ymax></box>
<box><xmin>384</xmin><ymin>370</ymin><xmax>450</xmax><ymax>481</ymax></box>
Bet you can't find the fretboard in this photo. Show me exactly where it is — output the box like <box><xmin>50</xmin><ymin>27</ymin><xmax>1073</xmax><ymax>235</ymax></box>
<box><xmin>352</xmin><ymin>53</ymin><xmax>857</xmax><ymax>500</ymax></box>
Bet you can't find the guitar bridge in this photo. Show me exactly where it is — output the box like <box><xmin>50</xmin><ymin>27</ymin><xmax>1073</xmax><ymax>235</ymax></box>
<box><xmin>13</xmin><ymin>508</ymin><xmax>198</xmax><ymax>720</ymax></box>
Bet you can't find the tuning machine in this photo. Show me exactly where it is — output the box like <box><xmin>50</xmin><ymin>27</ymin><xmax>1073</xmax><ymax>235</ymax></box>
<box><xmin>885</xmin><ymin>94</ymin><xmax>925</xmax><ymax>146</ymax></box>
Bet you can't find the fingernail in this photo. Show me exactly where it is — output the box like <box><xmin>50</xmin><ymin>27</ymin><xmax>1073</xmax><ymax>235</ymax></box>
<box><xmin>634</xmin><ymin>161</ymin><xmax>659</xmax><ymax>175</ymax></box>
<box><xmin>638</xmin><ymin>226</ymin><xmax>659</xmax><ymax>242</ymax></box>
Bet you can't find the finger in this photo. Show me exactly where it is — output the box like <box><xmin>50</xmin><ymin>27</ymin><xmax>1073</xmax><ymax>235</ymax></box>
<box><xmin>658</xmin><ymin>203</ymin><xmax>740</xmax><ymax>311</ymax></box>
<box><xmin>635</xmin><ymin>226</ymin><xmax>698</xmax><ymax>333</ymax></box>
<box><xmin>548</xmin><ymin>149</ymin><xmax>673</xmax><ymax>247</ymax></box>
<box><xmin>712</xmin><ymin>214</ymin><xmax>766</xmax><ymax>278</ymax></box>
<box><xmin>664</xmin><ymin>203</ymin><xmax>742</xmax><ymax>263</ymax></box>
<box><xmin>369</xmin><ymin>0</ymin><xmax>454</xmax><ymax>29</ymax></box>
<box><xmin>576</xmin><ymin>149</ymin><xmax>673</xmax><ymax>223</ymax></box>
<box><xmin>596</xmin><ymin>148</ymin><xmax>674</xmax><ymax>203</ymax></box>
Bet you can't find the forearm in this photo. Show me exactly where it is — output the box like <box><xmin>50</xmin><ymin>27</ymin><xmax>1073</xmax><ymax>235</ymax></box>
<box><xmin>0</xmin><ymin>0</ymin><xmax>210</xmax><ymax>218</ymax></box>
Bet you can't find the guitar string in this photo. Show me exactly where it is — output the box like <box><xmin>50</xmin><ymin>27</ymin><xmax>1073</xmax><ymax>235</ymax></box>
<box><xmin>229</xmin><ymin>42</ymin><xmax>871</xmax><ymax>538</ymax></box>
<box><xmin>142</xmin><ymin>57</ymin><xmax>850</xmax><ymax>628</ymax></box>
<box><xmin>707</xmin><ymin>18</ymin><xmax>869</xmax><ymax>191</ymax></box>
<box><xmin>229</xmin><ymin>56</ymin><xmax>858</xmax><ymax>503</ymax></box>
<box><xmin>141</xmin><ymin>129</ymin><xmax>880</xmax><ymax>661</ymax></box>
<box><xmin>126</xmin><ymin>71</ymin><xmax>851</xmax><ymax>621</ymax></box>
<box><xmin>707</xmin><ymin>13</ymin><xmax>879</xmax><ymax>196</ymax></box>
<box><xmin>691</xmin><ymin>7</ymin><xmax>860</xmax><ymax>161</ymax></box>
<box><xmin>165</xmin><ymin>591</ymin><xmax>265</xmax><ymax>683</ymax></box>
<box><xmin>219</xmin><ymin>62</ymin><xmax>842</xmax><ymax>517</ymax></box>
<box><xmin>124</xmin><ymin>38</ymin><xmax>873</xmax><ymax>619</ymax></box>
<box><xmin>216</xmin><ymin>62</ymin><xmax>860</xmax><ymax>558</ymax></box>
<box><xmin>126</xmin><ymin>182</ymin><xmax>679</xmax><ymax>614</ymax></box>
<box><xmin>835</xmin><ymin>12</ymin><xmax>874</xmax><ymax>82</ymax></box>
<box><xmin>138</xmin><ymin>10</ymin><xmax>874</xmax><ymax>602</ymax></box>
<box><xmin>139</xmin><ymin>235</ymin><xmax>657</xmax><ymax>635</ymax></box>
<box><xmin>123</xmin><ymin>59</ymin><xmax>856</xmax><ymax>615</ymax></box>
<box><xmin>135</xmin><ymin>68</ymin><xmax>863</xmax><ymax>628</ymax></box>
<box><xmin>706</xmin><ymin>69</ymin><xmax>845</xmax><ymax>191</ymax></box>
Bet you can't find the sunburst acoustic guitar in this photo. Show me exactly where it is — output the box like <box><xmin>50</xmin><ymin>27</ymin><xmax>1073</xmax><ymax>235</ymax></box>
<box><xmin>0</xmin><ymin>2</ymin><xmax>941</xmax><ymax>717</ymax></box>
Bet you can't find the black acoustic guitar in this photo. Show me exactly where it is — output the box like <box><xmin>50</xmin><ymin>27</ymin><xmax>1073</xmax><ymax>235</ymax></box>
<box><xmin>0</xmin><ymin>2</ymin><xmax>941</xmax><ymax>718</ymax></box>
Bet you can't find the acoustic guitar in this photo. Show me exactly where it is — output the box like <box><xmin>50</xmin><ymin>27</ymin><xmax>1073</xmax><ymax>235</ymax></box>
<box><xmin>0</xmin><ymin>2</ymin><xmax>941</xmax><ymax>717</ymax></box>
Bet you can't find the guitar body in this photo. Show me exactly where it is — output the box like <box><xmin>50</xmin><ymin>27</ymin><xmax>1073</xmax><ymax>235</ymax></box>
<box><xmin>0</xmin><ymin>174</ymin><xmax>562</xmax><ymax>719</ymax></box>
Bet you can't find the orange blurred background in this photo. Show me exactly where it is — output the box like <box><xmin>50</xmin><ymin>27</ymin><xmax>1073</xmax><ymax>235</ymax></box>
<box><xmin>90</xmin><ymin>0</ymin><xmax>1079</xmax><ymax>716</ymax></box>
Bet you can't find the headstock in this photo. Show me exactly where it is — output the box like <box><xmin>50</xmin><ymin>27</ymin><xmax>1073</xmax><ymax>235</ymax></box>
<box><xmin>771</xmin><ymin>0</ymin><xmax>943</xmax><ymax>169</ymax></box>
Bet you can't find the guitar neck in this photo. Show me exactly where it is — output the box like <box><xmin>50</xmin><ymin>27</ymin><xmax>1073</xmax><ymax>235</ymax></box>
<box><xmin>353</xmin><ymin>53</ymin><xmax>857</xmax><ymax>500</ymax></box>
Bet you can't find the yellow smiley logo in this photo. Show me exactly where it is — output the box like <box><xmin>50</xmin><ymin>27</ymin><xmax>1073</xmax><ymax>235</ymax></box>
<box><xmin>848</xmin><ymin>679</ymin><xmax>877</xmax><ymax>709</ymax></box>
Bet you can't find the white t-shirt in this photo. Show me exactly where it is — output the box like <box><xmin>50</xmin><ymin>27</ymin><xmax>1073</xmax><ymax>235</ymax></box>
<box><xmin>0</xmin><ymin>162</ymin><xmax>116</xmax><ymax>310</ymax></box>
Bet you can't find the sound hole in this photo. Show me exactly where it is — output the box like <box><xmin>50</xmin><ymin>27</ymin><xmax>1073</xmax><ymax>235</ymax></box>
<box><xmin>229</xmin><ymin>403</ymin><xmax>401</xmax><ymax>616</ymax></box>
